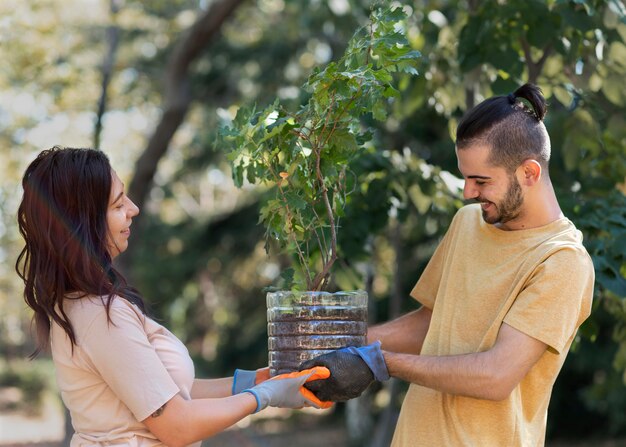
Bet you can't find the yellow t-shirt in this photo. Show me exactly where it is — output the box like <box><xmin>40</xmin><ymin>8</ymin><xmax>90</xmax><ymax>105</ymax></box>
<box><xmin>391</xmin><ymin>204</ymin><xmax>594</xmax><ymax>447</ymax></box>
<box><xmin>51</xmin><ymin>296</ymin><xmax>198</xmax><ymax>446</ymax></box>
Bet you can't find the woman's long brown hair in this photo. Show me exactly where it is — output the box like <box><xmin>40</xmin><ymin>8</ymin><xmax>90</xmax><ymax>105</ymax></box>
<box><xmin>16</xmin><ymin>147</ymin><xmax>146</xmax><ymax>358</ymax></box>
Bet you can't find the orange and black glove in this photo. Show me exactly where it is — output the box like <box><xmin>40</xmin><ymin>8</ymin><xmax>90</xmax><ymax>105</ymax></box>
<box><xmin>300</xmin><ymin>342</ymin><xmax>389</xmax><ymax>402</ymax></box>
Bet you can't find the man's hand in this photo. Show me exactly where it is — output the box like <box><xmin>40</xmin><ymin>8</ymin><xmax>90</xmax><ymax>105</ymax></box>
<box><xmin>299</xmin><ymin>341</ymin><xmax>389</xmax><ymax>401</ymax></box>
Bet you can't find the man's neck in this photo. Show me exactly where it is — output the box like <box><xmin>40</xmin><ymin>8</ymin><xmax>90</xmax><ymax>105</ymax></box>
<box><xmin>497</xmin><ymin>181</ymin><xmax>563</xmax><ymax>231</ymax></box>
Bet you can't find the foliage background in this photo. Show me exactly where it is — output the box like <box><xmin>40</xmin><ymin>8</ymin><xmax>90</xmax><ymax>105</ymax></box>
<box><xmin>0</xmin><ymin>0</ymin><xmax>624</xmax><ymax>445</ymax></box>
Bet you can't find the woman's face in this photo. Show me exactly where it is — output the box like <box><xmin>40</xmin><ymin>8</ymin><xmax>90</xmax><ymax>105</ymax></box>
<box><xmin>106</xmin><ymin>170</ymin><xmax>139</xmax><ymax>258</ymax></box>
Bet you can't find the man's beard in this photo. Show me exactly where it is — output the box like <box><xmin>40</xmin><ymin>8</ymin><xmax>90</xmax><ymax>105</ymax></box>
<box><xmin>479</xmin><ymin>176</ymin><xmax>524</xmax><ymax>225</ymax></box>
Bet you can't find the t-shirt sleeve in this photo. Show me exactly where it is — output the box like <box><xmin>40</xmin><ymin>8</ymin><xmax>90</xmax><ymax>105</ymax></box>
<box><xmin>503</xmin><ymin>247</ymin><xmax>594</xmax><ymax>354</ymax></box>
<box><xmin>80</xmin><ymin>300</ymin><xmax>180</xmax><ymax>421</ymax></box>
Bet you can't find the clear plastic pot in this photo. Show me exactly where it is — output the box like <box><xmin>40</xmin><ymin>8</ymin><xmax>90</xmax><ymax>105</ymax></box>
<box><xmin>266</xmin><ymin>290</ymin><xmax>368</xmax><ymax>376</ymax></box>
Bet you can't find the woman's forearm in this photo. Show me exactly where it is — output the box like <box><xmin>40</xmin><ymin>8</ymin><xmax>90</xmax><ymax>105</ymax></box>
<box><xmin>143</xmin><ymin>393</ymin><xmax>257</xmax><ymax>447</ymax></box>
<box><xmin>191</xmin><ymin>377</ymin><xmax>234</xmax><ymax>399</ymax></box>
<box><xmin>191</xmin><ymin>367</ymin><xmax>270</xmax><ymax>399</ymax></box>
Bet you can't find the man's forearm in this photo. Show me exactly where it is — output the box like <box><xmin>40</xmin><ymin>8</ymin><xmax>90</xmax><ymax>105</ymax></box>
<box><xmin>383</xmin><ymin>350</ymin><xmax>507</xmax><ymax>401</ymax></box>
<box><xmin>367</xmin><ymin>306</ymin><xmax>432</xmax><ymax>355</ymax></box>
<box><xmin>382</xmin><ymin>323</ymin><xmax>549</xmax><ymax>401</ymax></box>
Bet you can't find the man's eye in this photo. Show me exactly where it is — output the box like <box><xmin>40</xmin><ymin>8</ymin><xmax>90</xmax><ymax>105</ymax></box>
<box><xmin>476</xmin><ymin>181</ymin><xmax>486</xmax><ymax>186</ymax></box>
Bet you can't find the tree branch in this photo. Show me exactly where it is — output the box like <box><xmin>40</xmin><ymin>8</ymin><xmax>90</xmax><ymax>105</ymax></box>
<box><xmin>521</xmin><ymin>37</ymin><xmax>553</xmax><ymax>84</ymax></box>
<box><xmin>118</xmin><ymin>0</ymin><xmax>245</xmax><ymax>276</ymax></box>
<box><xmin>94</xmin><ymin>0</ymin><xmax>122</xmax><ymax>149</ymax></box>
<box><xmin>128</xmin><ymin>0</ymin><xmax>246</xmax><ymax>213</ymax></box>
<box><xmin>310</xmin><ymin>146</ymin><xmax>338</xmax><ymax>290</ymax></box>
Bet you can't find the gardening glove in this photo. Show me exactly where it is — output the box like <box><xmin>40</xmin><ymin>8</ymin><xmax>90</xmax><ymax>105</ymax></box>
<box><xmin>243</xmin><ymin>366</ymin><xmax>333</xmax><ymax>413</ymax></box>
<box><xmin>232</xmin><ymin>367</ymin><xmax>270</xmax><ymax>395</ymax></box>
<box><xmin>299</xmin><ymin>341</ymin><xmax>389</xmax><ymax>402</ymax></box>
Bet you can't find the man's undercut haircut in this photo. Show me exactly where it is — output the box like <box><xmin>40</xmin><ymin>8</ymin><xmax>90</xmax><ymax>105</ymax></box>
<box><xmin>456</xmin><ymin>83</ymin><xmax>551</xmax><ymax>173</ymax></box>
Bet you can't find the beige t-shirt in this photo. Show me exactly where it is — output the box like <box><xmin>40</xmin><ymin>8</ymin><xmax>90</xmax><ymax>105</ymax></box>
<box><xmin>391</xmin><ymin>204</ymin><xmax>594</xmax><ymax>447</ymax></box>
<box><xmin>51</xmin><ymin>296</ymin><xmax>197</xmax><ymax>446</ymax></box>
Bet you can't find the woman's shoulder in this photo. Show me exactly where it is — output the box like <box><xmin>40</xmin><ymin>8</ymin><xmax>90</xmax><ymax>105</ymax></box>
<box><xmin>62</xmin><ymin>295</ymin><xmax>144</xmax><ymax>332</ymax></box>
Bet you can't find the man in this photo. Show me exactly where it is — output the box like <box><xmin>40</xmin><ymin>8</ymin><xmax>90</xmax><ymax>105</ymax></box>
<box><xmin>302</xmin><ymin>83</ymin><xmax>594</xmax><ymax>446</ymax></box>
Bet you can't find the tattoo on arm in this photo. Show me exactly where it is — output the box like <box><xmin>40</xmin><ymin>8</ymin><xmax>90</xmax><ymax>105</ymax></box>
<box><xmin>151</xmin><ymin>403</ymin><xmax>167</xmax><ymax>418</ymax></box>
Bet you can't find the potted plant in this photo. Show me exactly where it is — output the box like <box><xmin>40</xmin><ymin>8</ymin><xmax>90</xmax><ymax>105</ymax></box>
<box><xmin>220</xmin><ymin>5</ymin><xmax>420</xmax><ymax>375</ymax></box>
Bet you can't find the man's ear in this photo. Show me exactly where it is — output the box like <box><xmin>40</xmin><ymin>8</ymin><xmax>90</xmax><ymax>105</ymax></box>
<box><xmin>518</xmin><ymin>159</ymin><xmax>542</xmax><ymax>186</ymax></box>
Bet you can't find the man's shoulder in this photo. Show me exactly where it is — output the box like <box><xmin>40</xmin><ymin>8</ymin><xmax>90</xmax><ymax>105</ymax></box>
<box><xmin>544</xmin><ymin>216</ymin><xmax>586</xmax><ymax>248</ymax></box>
<box><xmin>450</xmin><ymin>203</ymin><xmax>482</xmax><ymax>226</ymax></box>
<box><xmin>456</xmin><ymin>203</ymin><xmax>481</xmax><ymax>215</ymax></box>
<box><xmin>529</xmin><ymin>217</ymin><xmax>594</xmax><ymax>280</ymax></box>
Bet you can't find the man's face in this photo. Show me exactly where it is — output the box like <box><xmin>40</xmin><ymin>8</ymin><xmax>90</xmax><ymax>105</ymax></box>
<box><xmin>456</xmin><ymin>144</ymin><xmax>524</xmax><ymax>228</ymax></box>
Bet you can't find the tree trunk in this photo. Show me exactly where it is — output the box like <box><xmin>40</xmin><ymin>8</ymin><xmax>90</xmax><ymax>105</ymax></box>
<box><xmin>367</xmin><ymin>218</ymin><xmax>404</xmax><ymax>447</ymax></box>
<box><xmin>94</xmin><ymin>0</ymin><xmax>122</xmax><ymax>149</ymax></box>
<box><xmin>345</xmin><ymin>238</ymin><xmax>377</xmax><ymax>445</ymax></box>
<box><xmin>120</xmin><ymin>0</ymin><xmax>246</xmax><ymax>276</ymax></box>
<box><xmin>128</xmin><ymin>0</ymin><xmax>246</xmax><ymax>212</ymax></box>
<box><xmin>520</xmin><ymin>38</ymin><xmax>553</xmax><ymax>84</ymax></box>
<box><xmin>463</xmin><ymin>0</ymin><xmax>480</xmax><ymax>111</ymax></box>
<box><xmin>63</xmin><ymin>406</ymin><xmax>73</xmax><ymax>446</ymax></box>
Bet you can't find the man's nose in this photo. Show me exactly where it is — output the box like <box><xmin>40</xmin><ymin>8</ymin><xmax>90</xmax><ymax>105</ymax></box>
<box><xmin>463</xmin><ymin>181</ymin><xmax>478</xmax><ymax>200</ymax></box>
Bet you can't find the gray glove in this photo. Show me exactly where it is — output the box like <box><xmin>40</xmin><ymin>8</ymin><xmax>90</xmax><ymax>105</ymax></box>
<box><xmin>232</xmin><ymin>367</ymin><xmax>270</xmax><ymax>395</ymax></box>
<box><xmin>232</xmin><ymin>369</ymin><xmax>256</xmax><ymax>395</ymax></box>
<box><xmin>243</xmin><ymin>367</ymin><xmax>332</xmax><ymax>413</ymax></box>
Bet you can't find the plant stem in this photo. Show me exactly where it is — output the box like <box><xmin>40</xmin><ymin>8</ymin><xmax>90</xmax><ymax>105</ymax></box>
<box><xmin>262</xmin><ymin>152</ymin><xmax>313</xmax><ymax>287</ymax></box>
<box><xmin>310</xmin><ymin>143</ymin><xmax>338</xmax><ymax>290</ymax></box>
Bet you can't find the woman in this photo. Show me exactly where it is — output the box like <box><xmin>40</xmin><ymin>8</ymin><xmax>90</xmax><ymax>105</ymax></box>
<box><xmin>16</xmin><ymin>147</ymin><xmax>330</xmax><ymax>447</ymax></box>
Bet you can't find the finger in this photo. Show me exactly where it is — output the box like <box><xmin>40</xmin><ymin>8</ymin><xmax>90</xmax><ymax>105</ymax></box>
<box><xmin>255</xmin><ymin>367</ymin><xmax>270</xmax><ymax>384</ymax></box>
<box><xmin>298</xmin><ymin>359</ymin><xmax>317</xmax><ymax>371</ymax></box>
<box><xmin>300</xmin><ymin>386</ymin><xmax>333</xmax><ymax>409</ymax></box>
<box><xmin>270</xmin><ymin>366</ymin><xmax>329</xmax><ymax>381</ymax></box>
<box><xmin>303</xmin><ymin>366</ymin><xmax>330</xmax><ymax>382</ymax></box>
<box><xmin>303</xmin><ymin>383</ymin><xmax>332</xmax><ymax>402</ymax></box>
<box><xmin>270</xmin><ymin>369</ymin><xmax>310</xmax><ymax>381</ymax></box>
<box><xmin>303</xmin><ymin>379</ymin><xmax>324</xmax><ymax>393</ymax></box>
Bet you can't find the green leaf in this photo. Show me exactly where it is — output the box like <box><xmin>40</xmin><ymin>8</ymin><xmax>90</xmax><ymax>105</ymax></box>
<box><xmin>372</xmin><ymin>100</ymin><xmax>388</xmax><ymax>121</ymax></box>
<box><xmin>285</xmin><ymin>191</ymin><xmax>307</xmax><ymax>211</ymax></box>
<box><xmin>246</xmin><ymin>162</ymin><xmax>256</xmax><ymax>184</ymax></box>
<box><xmin>232</xmin><ymin>165</ymin><xmax>244</xmax><ymax>187</ymax></box>
<box><xmin>278</xmin><ymin>268</ymin><xmax>295</xmax><ymax>290</ymax></box>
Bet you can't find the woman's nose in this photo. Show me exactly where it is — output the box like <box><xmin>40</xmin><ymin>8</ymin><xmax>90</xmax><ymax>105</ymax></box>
<box><xmin>128</xmin><ymin>198</ymin><xmax>140</xmax><ymax>217</ymax></box>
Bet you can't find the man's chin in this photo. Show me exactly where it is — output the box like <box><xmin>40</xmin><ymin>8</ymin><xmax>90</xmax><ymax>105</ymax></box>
<box><xmin>481</xmin><ymin>210</ymin><xmax>500</xmax><ymax>225</ymax></box>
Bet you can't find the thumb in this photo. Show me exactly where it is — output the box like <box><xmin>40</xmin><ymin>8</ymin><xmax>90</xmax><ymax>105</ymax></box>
<box><xmin>270</xmin><ymin>366</ymin><xmax>330</xmax><ymax>383</ymax></box>
<box><xmin>302</xmin><ymin>366</ymin><xmax>331</xmax><ymax>382</ymax></box>
<box><xmin>300</xmin><ymin>366</ymin><xmax>333</xmax><ymax>409</ymax></box>
<box><xmin>300</xmin><ymin>386</ymin><xmax>333</xmax><ymax>409</ymax></box>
